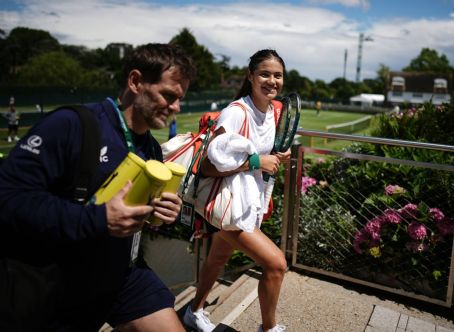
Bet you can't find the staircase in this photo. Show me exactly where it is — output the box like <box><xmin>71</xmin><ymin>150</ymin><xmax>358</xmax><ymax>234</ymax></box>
<box><xmin>175</xmin><ymin>270</ymin><xmax>261</xmax><ymax>331</ymax></box>
<box><xmin>99</xmin><ymin>270</ymin><xmax>261</xmax><ymax>332</ymax></box>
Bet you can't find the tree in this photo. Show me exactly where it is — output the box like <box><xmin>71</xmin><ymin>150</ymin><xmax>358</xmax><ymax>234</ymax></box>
<box><xmin>170</xmin><ymin>28</ymin><xmax>221</xmax><ymax>91</ymax></box>
<box><xmin>6</xmin><ymin>27</ymin><xmax>60</xmax><ymax>67</ymax></box>
<box><xmin>373</xmin><ymin>63</ymin><xmax>390</xmax><ymax>95</ymax></box>
<box><xmin>14</xmin><ymin>51</ymin><xmax>112</xmax><ymax>88</ymax></box>
<box><xmin>329</xmin><ymin>78</ymin><xmax>356</xmax><ymax>104</ymax></box>
<box><xmin>0</xmin><ymin>27</ymin><xmax>61</xmax><ymax>82</ymax></box>
<box><xmin>311</xmin><ymin>79</ymin><xmax>332</xmax><ymax>101</ymax></box>
<box><xmin>403</xmin><ymin>48</ymin><xmax>454</xmax><ymax>74</ymax></box>
<box><xmin>284</xmin><ymin>69</ymin><xmax>313</xmax><ymax>100</ymax></box>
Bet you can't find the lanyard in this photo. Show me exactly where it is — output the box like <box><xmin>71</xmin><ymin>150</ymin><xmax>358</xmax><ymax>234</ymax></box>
<box><xmin>107</xmin><ymin>97</ymin><xmax>136</xmax><ymax>153</ymax></box>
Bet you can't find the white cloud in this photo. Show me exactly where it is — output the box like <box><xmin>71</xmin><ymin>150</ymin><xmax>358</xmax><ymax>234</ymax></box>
<box><xmin>308</xmin><ymin>0</ymin><xmax>370</xmax><ymax>10</ymax></box>
<box><xmin>1</xmin><ymin>0</ymin><xmax>454</xmax><ymax>82</ymax></box>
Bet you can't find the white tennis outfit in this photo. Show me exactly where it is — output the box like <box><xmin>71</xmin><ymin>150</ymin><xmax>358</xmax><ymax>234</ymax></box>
<box><xmin>208</xmin><ymin>96</ymin><xmax>275</xmax><ymax>232</ymax></box>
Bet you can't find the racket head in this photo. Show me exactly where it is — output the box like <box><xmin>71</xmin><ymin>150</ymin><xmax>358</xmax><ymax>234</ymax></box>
<box><xmin>281</xmin><ymin>92</ymin><xmax>301</xmax><ymax>151</ymax></box>
<box><xmin>273</xmin><ymin>97</ymin><xmax>289</xmax><ymax>152</ymax></box>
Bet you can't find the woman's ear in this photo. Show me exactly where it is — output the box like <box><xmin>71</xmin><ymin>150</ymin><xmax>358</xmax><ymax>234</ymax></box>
<box><xmin>127</xmin><ymin>69</ymin><xmax>142</xmax><ymax>94</ymax></box>
<box><xmin>247</xmin><ymin>70</ymin><xmax>253</xmax><ymax>83</ymax></box>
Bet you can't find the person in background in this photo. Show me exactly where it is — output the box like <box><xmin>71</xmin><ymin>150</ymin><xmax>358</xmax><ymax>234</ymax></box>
<box><xmin>210</xmin><ymin>101</ymin><xmax>218</xmax><ymax>111</ymax></box>
<box><xmin>183</xmin><ymin>49</ymin><xmax>289</xmax><ymax>332</ymax></box>
<box><xmin>168</xmin><ymin>114</ymin><xmax>177</xmax><ymax>140</ymax></box>
<box><xmin>315</xmin><ymin>100</ymin><xmax>322</xmax><ymax>117</ymax></box>
<box><xmin>4</xmin><ymin>96</ymin><xmax>20</xmax><ymax>143</ymax></box>
<box><xmin>0</xmin><ymin>43</ymin><xmax>195</xmax><ymax>332</ymax></box>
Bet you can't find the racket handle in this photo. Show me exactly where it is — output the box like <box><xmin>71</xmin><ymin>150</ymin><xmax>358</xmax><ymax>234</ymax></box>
<box><xmin>263</xmin><ymin>172</ymin><xmax>271</xmax><ymax>182</ymax></box>
<box><xmin>263</xmin><ymin>177</ymin><xmax>276</xmax><ymax>213</ymax></box>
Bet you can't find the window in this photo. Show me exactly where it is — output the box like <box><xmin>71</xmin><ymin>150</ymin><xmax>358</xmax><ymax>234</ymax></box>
<box><xmin>391</xmin><ymin>76</ymin><xmax>405</xmax><ymax>92</ymax></box>
<box><xmin>434</xmin><ymin>78</ymin><xmax>448</xmax><ymax>94</ymax></box>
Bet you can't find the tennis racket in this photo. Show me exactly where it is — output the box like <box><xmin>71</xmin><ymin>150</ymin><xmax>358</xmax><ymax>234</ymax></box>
<box><xmin>263</xmin><ymin>92</ymin><xmax>301</xmax><ymax>214</ymax></box>
<box><xmin>273</xmin><ymin>92</ymin><xmax>301</xmax><ymax>153</ymax></box>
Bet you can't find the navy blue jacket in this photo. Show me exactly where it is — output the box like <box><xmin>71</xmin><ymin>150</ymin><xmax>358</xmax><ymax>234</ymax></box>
<box><xmin>0</xmin><ymin>99</ymin><xmax>162</xmax><ymax>314</ymax></box>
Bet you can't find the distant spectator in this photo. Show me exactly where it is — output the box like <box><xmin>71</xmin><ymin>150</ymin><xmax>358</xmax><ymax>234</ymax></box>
<box><xmin>210</xmin><ymin>101</ymin><xmax>219</xmax><ymax>111</ymax></box>
<box><xmin>168</xmin><ymin>115</ymin><xmax>177</xmax><ymax>140</ymax></box>
<box><xmin>4</xmin><ymin>97</ymin><xmax>20</xmax><ymax>143</ymax></box>
<box><xmin>315</xmin><ymin>100</ymin><xmax>322</xmax><ymax>117</ymax></box>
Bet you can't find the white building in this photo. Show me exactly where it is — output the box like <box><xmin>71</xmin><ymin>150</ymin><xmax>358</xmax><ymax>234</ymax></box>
<box><xmin>350</xmin><ymin>93</ymin><xmax>385</xmax><ymax>107</ymax></box>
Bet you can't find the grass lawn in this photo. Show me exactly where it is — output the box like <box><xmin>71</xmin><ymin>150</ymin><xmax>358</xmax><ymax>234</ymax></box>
<box><xmin>0</xmin><ymin>107</ymin><xmax>373</xmax><ymax>157</ymax></box>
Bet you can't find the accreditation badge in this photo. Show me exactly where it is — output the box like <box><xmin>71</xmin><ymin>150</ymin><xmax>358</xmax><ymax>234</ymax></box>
<box><xmin>180</xmin><ymin>201</ymin><xmax>194</xmax><ymax>228</ymax></box>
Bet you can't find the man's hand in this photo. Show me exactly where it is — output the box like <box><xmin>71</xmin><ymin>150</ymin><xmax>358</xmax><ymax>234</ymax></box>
<box><xmin>150</xmin><ymin>192</ymin><xmax>182</xmax><ymax>225</ymax></box>
<box><xmin>105</xmin><ymin>181</ymin><xmax>153</xmax><ymax>237</ymax></box>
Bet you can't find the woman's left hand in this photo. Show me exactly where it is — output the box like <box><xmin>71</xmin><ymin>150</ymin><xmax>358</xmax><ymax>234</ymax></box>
<box><xmin>275</xmin><ymin>149</ymin><xmax>291</xmax><ymax>162</ymax></box>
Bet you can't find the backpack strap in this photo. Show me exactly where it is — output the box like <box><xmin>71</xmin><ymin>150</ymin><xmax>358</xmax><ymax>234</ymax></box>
<box><xmin>52</xmin><ymin>105</ymin><xmax>101</xmax><ymax>203</ymax></box>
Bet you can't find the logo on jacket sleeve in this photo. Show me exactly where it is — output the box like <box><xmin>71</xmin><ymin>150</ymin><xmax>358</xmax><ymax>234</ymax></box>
<box><xmin>20</xmin><ymin>135</ymin><xmax>42</xmax><ymax>154</ymax></box>
<box><xmin>100</xmin><ymin>146</ymin><xmax>109</xmax><ymax>162</ymax></box>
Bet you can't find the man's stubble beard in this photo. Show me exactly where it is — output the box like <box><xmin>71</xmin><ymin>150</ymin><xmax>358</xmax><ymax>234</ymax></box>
<box><xmin>133</xmin><ymin>92</ymin><xmax>165</xmax><ymax>130</ymax></box>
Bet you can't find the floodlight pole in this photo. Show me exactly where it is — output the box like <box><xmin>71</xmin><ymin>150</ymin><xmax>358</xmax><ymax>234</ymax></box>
<box><xmin>355</xmin><ymin>33</ymin><xmax>373</xmax><ymax>83</ymax></box>
<box><xmin>343</xmin><ymin>49</ymin><xmax>348</xmax><ymax>80</ymax></box>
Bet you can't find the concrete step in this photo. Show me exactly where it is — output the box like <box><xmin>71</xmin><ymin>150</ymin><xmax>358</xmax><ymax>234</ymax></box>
<box><xmin>177</xmin><ymin>270</ymin><xmax>261</xmax><ymax>331</ymax></box>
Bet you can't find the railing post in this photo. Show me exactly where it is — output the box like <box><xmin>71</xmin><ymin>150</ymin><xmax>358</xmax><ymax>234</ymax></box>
<box><xmin>281</xmin><ymin>143</ymin><xmax>301</xmax><ymax>260</ymax></box>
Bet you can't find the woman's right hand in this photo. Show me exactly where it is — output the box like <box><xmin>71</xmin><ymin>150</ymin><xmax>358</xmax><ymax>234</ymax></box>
<box><xmin>260</xmin><ymin>154</ymin><xmax>280</xmax><ymax>174</ymax></box>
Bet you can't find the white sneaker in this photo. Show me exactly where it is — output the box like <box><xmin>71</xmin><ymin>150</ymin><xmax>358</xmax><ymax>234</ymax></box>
<box><xmin>258</xmin><ymin>324</ymin><xmax>286</xmax><ymax>332</ymax></box>
<box><xmin>183</xmin><ymin>305</ymin><xmax>215</xmax><ymax>332</ymax></box>
<box><xmin>14</xmin><ymin>136</ymin><xmax>19</xmax><ymax>141</ymax></box>
<box><xmin>7</xmin><ymin>137</ymin><xmax>11</xmax><ymax>143</ymax></box>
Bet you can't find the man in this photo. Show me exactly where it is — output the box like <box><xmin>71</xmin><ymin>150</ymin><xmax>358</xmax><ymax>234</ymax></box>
<box><xmin>0</xmin><ymin>43</ymin><xmax>195</xmax><ymax>331</ymax></box>
<box><xmin>4</xmin><ymin>97</ymin><xmax>20</xmax><ymax>142</ymax></box>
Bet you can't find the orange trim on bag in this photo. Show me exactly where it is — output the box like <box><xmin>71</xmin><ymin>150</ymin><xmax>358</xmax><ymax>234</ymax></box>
<box><xmin>166</xmin><ymin>131</ymin><xmax>202</xmax><ymax>162</ymax></box>
<box><xmin>219</xmin><ymin>191</ymin><xmax>233</xmax><ymax>228</ymax></box>
<box><xmin>204</xmin><ymin>177</ymin><xmax>222</xmax><ymax>222</ymax></box>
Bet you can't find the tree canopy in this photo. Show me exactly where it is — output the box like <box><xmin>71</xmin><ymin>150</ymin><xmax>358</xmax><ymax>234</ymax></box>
<box><xmin>1</xmin><ymin>26</ymin><xmax>453</xmax><ymax>101</ymax></box>
<box><xmin>403</xmin><ymin>48</ymin><xmax>454</xmax><ymax>74</ymax></box>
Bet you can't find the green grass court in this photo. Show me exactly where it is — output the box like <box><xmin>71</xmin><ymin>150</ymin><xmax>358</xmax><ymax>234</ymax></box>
<box><xmin>0</xmin><ymin>107</ymin><xmax>373</xmax><ymax>156</ymax></box>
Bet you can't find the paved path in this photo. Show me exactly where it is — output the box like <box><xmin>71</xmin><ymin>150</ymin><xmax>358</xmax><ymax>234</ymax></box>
<box><xmin>229</xmin><ymin>271</ymin><xmax>454</xmax><ymax>332</ymax></box>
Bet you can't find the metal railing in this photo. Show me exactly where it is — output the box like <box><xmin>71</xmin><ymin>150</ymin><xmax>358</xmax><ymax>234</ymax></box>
<box><xmin>282</xmin><ymin>129</ymin><xmax>454</xmax><ymax>307</ymax></box>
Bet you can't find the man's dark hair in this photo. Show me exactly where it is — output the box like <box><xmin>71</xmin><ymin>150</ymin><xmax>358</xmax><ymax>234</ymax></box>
<box><xmin>119</xmin><ymin>43</ymin><xmax>196</xmax><ymax>86</ymax></box>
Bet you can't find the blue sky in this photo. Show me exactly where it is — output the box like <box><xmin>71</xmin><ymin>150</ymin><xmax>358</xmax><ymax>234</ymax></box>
<box><xmin>1</xmin><ymin>0</ymin><xmax>454</xmax><ymax>82</ymax></box>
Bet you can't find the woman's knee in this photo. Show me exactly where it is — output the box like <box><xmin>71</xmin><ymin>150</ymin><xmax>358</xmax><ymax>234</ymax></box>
<box><xmin>262</xmin><ymin>250</ymin><xmax>287</xmax><ymax>276</ymax></box>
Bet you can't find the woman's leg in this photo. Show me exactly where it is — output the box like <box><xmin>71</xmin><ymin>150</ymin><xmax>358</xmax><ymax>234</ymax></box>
<box><xmin>191</xmin><ymin>232</ymin><xmax>235</xmax><ymax>311</ymax></box>
<box><xmin>217</xmin><ymin>228</ymin><xmax>287</xmax><ymax>331</ymax></box>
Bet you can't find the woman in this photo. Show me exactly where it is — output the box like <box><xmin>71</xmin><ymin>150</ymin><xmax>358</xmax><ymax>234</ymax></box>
<box><xmin>183</xmin><ymin>49</ymin><xmax>289</xmax><ymax>332</ymax></box>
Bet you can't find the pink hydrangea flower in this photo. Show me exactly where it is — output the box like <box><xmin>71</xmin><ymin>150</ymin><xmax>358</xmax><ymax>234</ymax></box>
<box><xmin>385</xmin><ymin>185</ymin><xmax>406</xmax><ymax>196</ymax></box>
<box><xmin>383</xmin><ymin>209</ymin><xmax>401</xmax><ymax>224</ymax></box>
<box><xmin>429</xmin><ymin>208</ymin><xmax>445</xmax><ymax>222</ymax></box>
<box><xmin>398</xmin><ymin>203</ymin><xmax>418</xmax><ymax>219</ymax></box>
<box><xmin>353</xmin><ymin>229</ymin><xmax>379</xmax><ymax>254</ymax></box>
<box><xmin>408</xmin><ymin>221</ymin><xmax>428</xmax><ymax>240</ymax></box>
<box><xmin>301</xmin><ymin>176</ymin><xmax>317</xmax><ymax>194</ymax></box>
<box><xmin>364</xmin><ymin>218</ymin><xmax>382</xmax><ymax>241</ymax></box>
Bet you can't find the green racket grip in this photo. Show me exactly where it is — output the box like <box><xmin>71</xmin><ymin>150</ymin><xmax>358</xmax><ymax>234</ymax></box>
<box><xmin>263</xmin><ymin>172</ymin><xmax>275</xmax><ymax>182</ymax></box>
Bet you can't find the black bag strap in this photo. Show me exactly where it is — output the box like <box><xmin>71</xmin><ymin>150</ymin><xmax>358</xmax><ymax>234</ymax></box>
<box><xmin>52</xmin><ymin>105</ymin><xmax>101</xmax><ymax>203</ymax></box>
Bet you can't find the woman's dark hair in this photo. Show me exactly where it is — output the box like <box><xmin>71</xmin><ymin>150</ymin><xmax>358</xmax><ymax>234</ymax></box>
<box><xmin>234</xmin><ymin>49</ymin><xmax>285</xmax><ymax>100</ymax></box>
<box><xmin>119</xmin><ymin>43</ymin><xmax>196</xmax><ymax>87</ymax></box>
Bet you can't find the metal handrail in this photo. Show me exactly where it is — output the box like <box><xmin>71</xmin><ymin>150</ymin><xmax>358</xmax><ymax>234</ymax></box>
<box><xmin>297</xmin><ymin>129</ymin><xmax>454</xmax><ymax>153</ymax></box>
<box><xmin>286</xmin><ymin>130</ymin><xmax>454</xmax><ymax>307</ymax></box>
